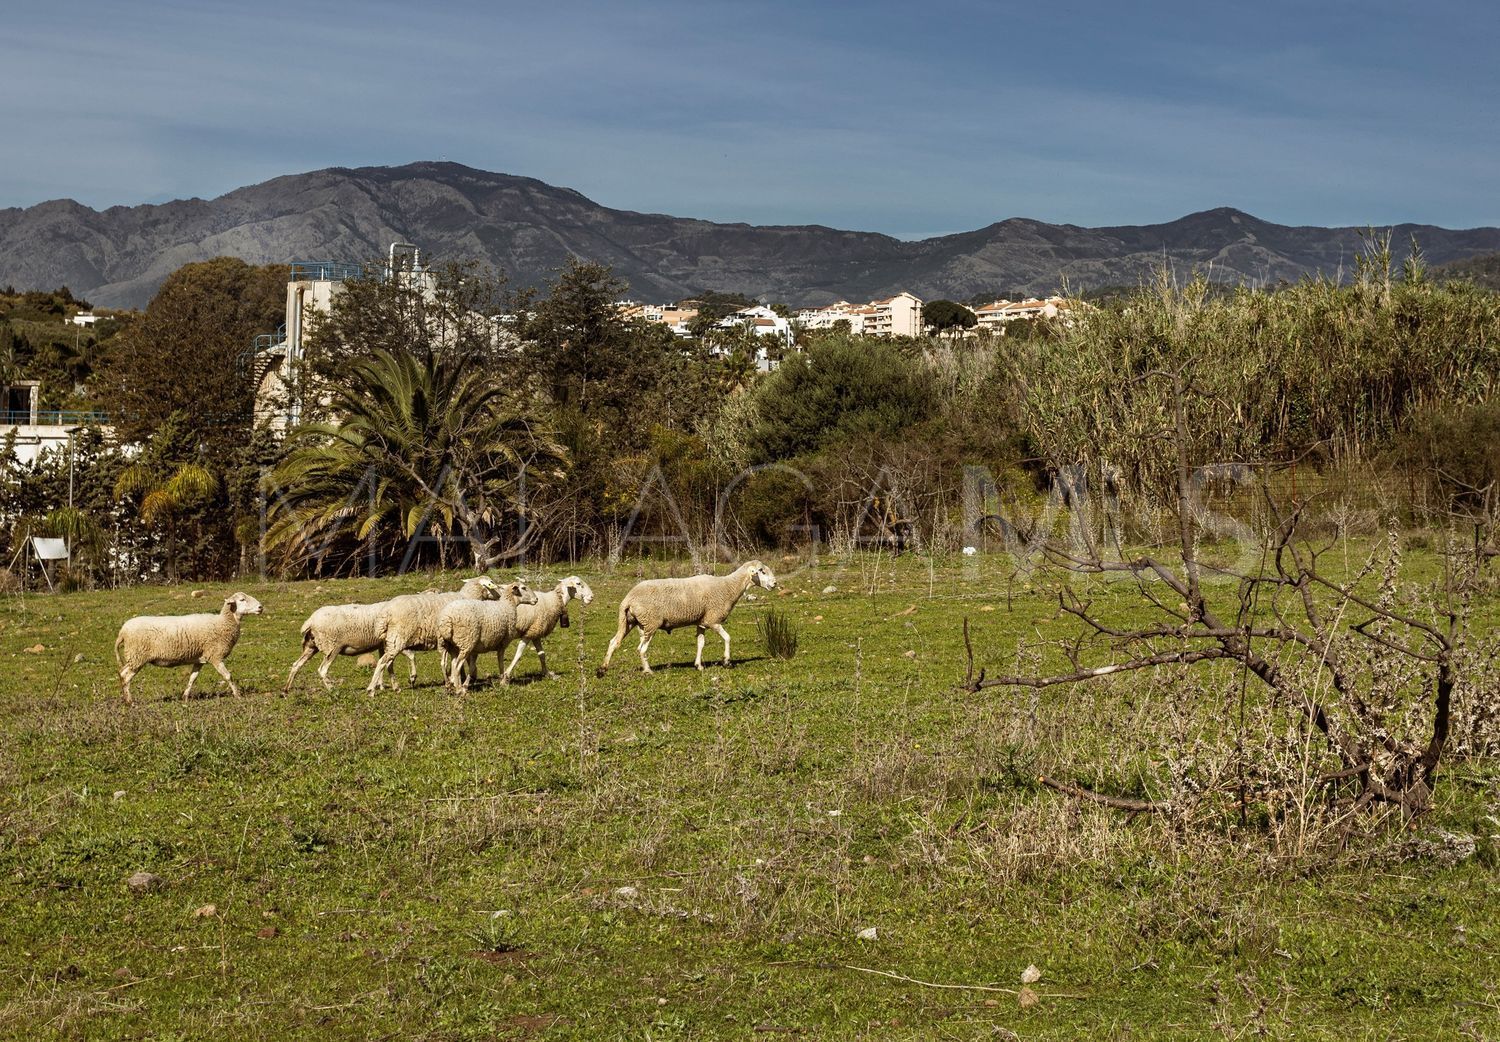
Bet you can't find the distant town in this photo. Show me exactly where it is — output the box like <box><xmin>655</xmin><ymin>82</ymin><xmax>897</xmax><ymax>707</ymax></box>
<box><xmin>620</xmin><ymin>291</ymin><xmax>1082</xmax><ymax>343</ymax></box>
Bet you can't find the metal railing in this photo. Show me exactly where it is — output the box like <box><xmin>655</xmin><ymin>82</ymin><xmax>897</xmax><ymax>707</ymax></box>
<box><xmin>0</xmin><ymin>409</ymin><xmax>110</xmax><ymax>427</ymax></box>
<box><xmin>251</xmin><ymin>324</ymin><xmax>288</xmax><ymax>353</ymax></box>
<box><xmin>290</xmin><ymin>261</ymin><xmax>364</xmax><ymax>283</ymax></box>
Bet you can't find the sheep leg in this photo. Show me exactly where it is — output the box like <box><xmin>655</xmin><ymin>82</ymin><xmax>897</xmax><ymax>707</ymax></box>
<box><xmin>211</xmin><ymin>659</ymin><xmax>240</xmax><ymax>698</ymax></box>
<box><xmin>714</xmin><ymin>624</ymin><xmax>732</xmax><ymax>666</ymax></box>
<box><xmin>602</xmin><ymin>632</ymin><xmax>623</xmax><ymax>670</ymax></box>
<box><xmin>600</xmin><ymin>614</ymin><xmax>633</xmax><ymax>673</ymax></box>
<box><xmin>535</xmin><ymin>639</ymin><xmax>557</xmax><ymax>679</ymax></box>
<box><xmin>448</xmin><ymin>652</ymin><xmax>471</xmax><ymax>693</ymax></box>
<box><xmin>119</xmin><ymin>668</ymin><xmax>135</xmax><ymax>706</ymax></box>
<box><xmin>182</xmin><ymin>665</ymin><xmax>203</xmax><ymax>701</ymax></box>
<box><xmin>694</xmin><ymin>627</ymin><xmax>706</xmax><ymax>670</ymax></box>
<box><xmin>407</xmin><ymin>650</ymin><xmax>418</xmax><ymax>687</ymax></box>
<box><xmin>285</xmin><ymin>645</ymin><xmax>318</xmax><ymax>692</ymax></box>
<box><xmin>637</xmin><ymin>628</ymin><xmax>656</xmax><ymax>674</ymax></box>
<box><xmin>502</xmin><ymin>640</ymin><xmax>528</xmax><ymax>683</ymax></box>
<box><xmin>496</xmin><ymin>642</ymin><xmax>513</xmax><ymax>686</ymax></box>
<box><xmin>367</xmin><ymin>651</ymin><xmax>396</xmax><ymax>695</ymax></box>
<box><xmin>316</xmin><ymin>651</ymin><xmax>338</xmax><ymax>691</ymax></box>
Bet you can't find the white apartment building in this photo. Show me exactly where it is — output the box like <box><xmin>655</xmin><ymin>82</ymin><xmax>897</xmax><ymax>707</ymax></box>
<box><xmin>973</xmin><ymin>296</ymin><xmax>1081</xmax><ymax>332</ymax></box>
<box><xmin>0</xmin><ymin>380</ymin><xmax>110</xmax><ymax>465</ymax></box>
<box><xmin>795</xmin><ymin>291</ymin><xmax>923</xmax><ymax>338</ymax></box>
<box><xmin>716</xmin><ymin>305</ymin><xmax>794</xmax><ymax>371</ymax></box>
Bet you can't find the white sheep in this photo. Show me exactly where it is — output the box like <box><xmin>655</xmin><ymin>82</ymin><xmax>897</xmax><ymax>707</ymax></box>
<box><xmin>284</xmin><ymin>601</ymin><xmax>419</xmax><ymax>693</ymax></box>
<box><xmin>366</xmin><ymin>576</ymin><xmax>502</xmax><ymax>692</ymax></box>
<box><xmin>437</xmin><ymin>580</ymin><xmax>539</xmax><ymax>693</ymax></box>
<box><xmin>599</xmin><ymin>560</ymin><xmax>775</xmax><ymax>674</ymax></box>
<box><xmin>115</xmin><ymin>592</ymin><xmax>264</xmax><ymax>704</ymax></box>
<box><xmin>498</xmin><ymin>576</ymin><xmax>594</xmax><ymax>683</ymax></box>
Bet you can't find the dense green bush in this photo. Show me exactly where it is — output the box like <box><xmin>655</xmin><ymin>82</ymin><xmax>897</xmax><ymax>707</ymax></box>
<box><xmin>743</xmin><ymin>335</ymin><xmax>936</xmax><ymax>463</ymax></box>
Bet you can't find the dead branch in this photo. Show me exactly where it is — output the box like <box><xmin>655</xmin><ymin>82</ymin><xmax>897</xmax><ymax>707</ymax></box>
<box><xmin>1039</xmin><ymin>775</ymin><xmax>1164</xmax><ymax>814</ymax></box>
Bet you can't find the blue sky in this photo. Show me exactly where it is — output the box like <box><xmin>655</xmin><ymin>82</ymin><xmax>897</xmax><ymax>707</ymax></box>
<box><xmin>4</xmin><ymin>0</ymin><xmax>1497</xmax><ymax>236</ymax></box>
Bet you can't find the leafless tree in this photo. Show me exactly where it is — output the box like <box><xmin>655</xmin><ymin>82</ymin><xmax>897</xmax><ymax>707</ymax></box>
<box><xmin>964</xmin><ymin>372</ymin><xmax>1470</xmax><ymax>819</ymax></box>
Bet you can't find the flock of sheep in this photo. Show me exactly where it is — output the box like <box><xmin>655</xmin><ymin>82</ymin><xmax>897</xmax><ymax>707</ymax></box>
<box><xmin>112</xmin><ymin>560</ymin><xmax>778</xmax><ymax>704</ymax></box>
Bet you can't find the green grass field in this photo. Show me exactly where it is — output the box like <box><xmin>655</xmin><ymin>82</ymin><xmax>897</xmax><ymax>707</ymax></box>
<box><xmin>2</xmin><ymin>553</ymin><xmax>1497</xmax><ymax>1040</ymax></box>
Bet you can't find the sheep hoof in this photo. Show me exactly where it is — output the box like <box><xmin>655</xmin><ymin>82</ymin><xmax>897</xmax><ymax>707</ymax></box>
<box><xmin>595</xmin><ymin>666</ymin><xmax>609</xmax><ymax>678</ymax></box>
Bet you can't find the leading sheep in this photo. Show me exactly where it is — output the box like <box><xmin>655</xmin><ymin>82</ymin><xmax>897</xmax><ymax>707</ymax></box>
<box><xmin>115</xmin><ymin>592</ymin><xmax>264</xmax><ymax>704</ymax></box>
<box><xmin>599</xmin><ymin>560</ymin><xmax>775</xmax><ymax>674</ymax></box>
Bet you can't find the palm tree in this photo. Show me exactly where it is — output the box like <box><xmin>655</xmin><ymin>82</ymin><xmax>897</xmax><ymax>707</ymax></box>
<box><xmin>265</xmin><ymin>349</ymin><xmax>565</xmax><ymax>573</ymax></box>
<box><xmin>114</xmin><ymin>460</ymin><xmax>219</xmax><ymax>581</ymax></box>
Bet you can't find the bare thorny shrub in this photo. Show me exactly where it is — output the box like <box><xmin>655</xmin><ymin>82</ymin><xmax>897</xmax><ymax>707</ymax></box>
<box><xmin>965</xmin><ymin>355</ymin><xmax>1496</xmax><ymax>844</ymax></box>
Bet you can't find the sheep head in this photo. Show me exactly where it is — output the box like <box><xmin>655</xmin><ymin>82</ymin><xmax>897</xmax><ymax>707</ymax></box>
<box><xmin>502</xmin><ymin>580</ymin><xmax>539</xmax><ymax>606</ymax></box>
<box><xmin>224</xmin><ymin>592</ymin><xmax>264</xmax><ymax>616</ymax></box>
<box><xmin>742</xmin><ymin>560</ymin><xmax>777</xmax><ymax>590</ymax></box>
<box><xmin>469</xmin><ymin>576</ymin><xmax>504</xmax><ymax>600</ymax></box>
<box><xmin>561</xmin><ymin>576</ymin><xmax>595</xmax><ymax>606</ymax></box>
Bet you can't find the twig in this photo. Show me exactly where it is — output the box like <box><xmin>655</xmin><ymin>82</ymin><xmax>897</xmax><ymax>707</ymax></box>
<box><xmin>94</xmin><ymin>975</ymin><xmax>160</xmax><ymax>995</ymax></box>
<box><xmin>1039</xmin><ymin>775</ymin><xmax>1164</xmax><ymax>814</ymax></box>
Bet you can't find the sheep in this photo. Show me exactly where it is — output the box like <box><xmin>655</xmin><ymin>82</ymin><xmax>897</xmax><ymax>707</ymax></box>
<box><xmin>437</xmin><ymin>580</ymin><xmax>539</xmax><ymax>693</ymax></box>
<box><xmin>498</xmin><ymin>576</ymin><xmax>594</xmax><ymax>683</ymax></box>
<box><xmin>366</xmin><ymin>575</ymin><xmax>504</xmax><ymax>692</ymax></box>
<box><xmin>115</xmin><ymin>592</ymin><xmax>264</xmax><ymax>704</ymax></box>
<box><xmin>599</xmin><ymin>560</ymin><xmax>776</xmax><ymax>675</ymax></box>
<box><xmin>284</xmin><ymin>601</ymin><xmax>420</xmax><ymax>693</ymax></box>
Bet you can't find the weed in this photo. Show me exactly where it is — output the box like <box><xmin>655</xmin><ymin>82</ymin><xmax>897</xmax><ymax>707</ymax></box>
<box><xmin>759</xmin><ymin>607</ymin><xmax>799</xmax><ymax>660</ymax></box>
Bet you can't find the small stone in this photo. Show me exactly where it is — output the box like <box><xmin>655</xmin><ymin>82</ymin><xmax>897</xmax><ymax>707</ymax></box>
<box><xmin>822</xmin><ymin>585</ymin><xmax>837</xmax><ymax>594</ymax></box>
<box><xmin>126</xmin><ymin>871</ymin><xmax>161</xmax><ymax>893</ymax></box>
<box><xmin>1020</xmin><ymin>964</ymin><xmax>1042</xmax><ymax>984</ymax></box>
<box><xmin>194</xmin><ymin>903</ymin><xmax>217</xmax><ymax>918</ymax></box>
<box><xmin>1018</xmin><ymin>986</ymin><xmax>1039</xmax><ymax>1008</ymax></box>
<box><xmin>903</xmin><ymin>650</ymin><xmax>917</xmax><ymax>659</ymax></box>
<box><xmin>23</xmin><ymin>644</ymin><xmax>45</xmax><ymax>654</ymax></box>
<box><xmin>190</xmin><ymin>589</ymin><xmax>206</xmax><ymax>598</ymax></box>
<box><xmin>813</xmin><ymin>614</ymin><xmax>824</xmax><ymax>622</ymax></box>
<box><xmin>980</xmin><ymin>605</ymin><xmax>995</xmax><ymax>612</ymax></box>
<box><xmin>857</xmin><ymin>927</ymin><xmax>878</xmax><ymax>941</ymax></box>
<box><xmin>112</xmin><ymin>790</ymin><xmax>126</xmax><ymax>801</ymax></box>
<box><xmin>657</xmin><ymin>997</ymin><xmax>668</xmax><ymax>1006</ymax></box>
<box><xmin>72</xmin><ymin>652</ymin><xmax>85</xmax><ymax>664</ymax></box>
<box><xmin>256</xmin><ymin>926</ymin><xmax>278</xmax><ymax>939</ymax></box>
<box><xmin>614</xmin><ymin>886</ymin><xmax>639</xmax><ymax>899</ymax></box>
<box><xmin>112</xmin><ymin>967</ymin><xmax>134</xmax><ymax>980</ymax></box>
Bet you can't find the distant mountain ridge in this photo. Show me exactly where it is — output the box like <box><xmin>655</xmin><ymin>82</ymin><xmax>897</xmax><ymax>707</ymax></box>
<box><xmin>2</xmin><ymin>161</ymin><xmax>1498</xmax><ymax>309</ymax></box>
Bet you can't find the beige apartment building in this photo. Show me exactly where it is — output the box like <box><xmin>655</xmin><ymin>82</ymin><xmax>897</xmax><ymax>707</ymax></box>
<box><xmin>620</xmin><ymin>301</ymin><xmax>700</xmax><ymax>335</ymax></box>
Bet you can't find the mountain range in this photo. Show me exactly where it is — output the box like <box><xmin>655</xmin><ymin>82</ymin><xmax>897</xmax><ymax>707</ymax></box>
<box><xmin>2</xmin><ymin>161</ymin><xmax>1498</xmax><ymax>310</ymax></box>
